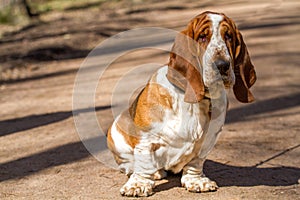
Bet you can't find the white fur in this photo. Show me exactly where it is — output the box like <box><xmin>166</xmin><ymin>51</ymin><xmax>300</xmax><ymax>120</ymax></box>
<box><xmin>202</xmin><ymin>14</ymin><xmax>234</xmax><ymax>95</ymax></box>
<box><xmin>110</xmin><ymin>116</ymin><xmax>132</xmax><ymax>153</ymax></box>
<box><xmin>120</xmin><ymin>173</ymin><xmax>155</xmax><ymax>197</ymax></box>
<box><xmin>110</xmin><ymin>116</ymin><xmax>134</xmax><ymax>175</ymax></box>
<box><xmin>111</xmin><ymin>66</ymin><xmax>227</xmax><ymax>196</ymax></box>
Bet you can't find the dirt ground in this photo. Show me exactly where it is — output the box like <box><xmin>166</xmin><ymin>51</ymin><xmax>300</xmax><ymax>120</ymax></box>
<box><xmin>0</xmin><ymin>0</ymin><xmax>300</xmax><ymax>199</ymax></box>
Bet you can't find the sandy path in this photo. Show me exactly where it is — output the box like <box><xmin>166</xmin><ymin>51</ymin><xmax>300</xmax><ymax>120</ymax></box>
<box><xmin>0</xmin><ymin>0</ymin><xmax>299</xmax><ymax>199</ymax></box>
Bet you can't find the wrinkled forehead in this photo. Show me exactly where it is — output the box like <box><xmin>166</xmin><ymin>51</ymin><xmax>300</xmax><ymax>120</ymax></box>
<box><xmin>207</xmin><ymin>13</ymin><xmax>224</xmax><ymax>32</ymax></box>
<box><xmin>192</xmin><ymin>12</ymin><xmax>231</xmax><ymax>32</ymax></box>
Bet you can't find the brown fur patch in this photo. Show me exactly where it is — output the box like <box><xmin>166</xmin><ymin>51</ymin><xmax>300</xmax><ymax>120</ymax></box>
<box><xmin>108</xmin><ymin>82</ymin><xmax>173</xmax><ymax>150</ymax></box>
<box><xmin>116</xmin><ymin>110</ymin><xmax>140</xmax><ymax>148</ymax></box>
<box><xmin>132</xmin><ymin>83</ymin><xmax>173</xmax><ymax>130</ymax></box>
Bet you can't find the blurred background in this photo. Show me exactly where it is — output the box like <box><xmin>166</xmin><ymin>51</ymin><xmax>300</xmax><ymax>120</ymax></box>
<box><xmin>0</xmin><ymin>0</ymin><xmax>299</xmax><ymax>199</ymax></box>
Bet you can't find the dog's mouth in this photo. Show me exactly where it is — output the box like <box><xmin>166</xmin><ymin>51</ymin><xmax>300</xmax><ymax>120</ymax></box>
<box><xmin>211</xmin><ymin>73</ymin><xmax>233</xmax><ymax>88</ymax></box>
<box><xmin>217</xmin><ymin>66</ymin><xmax>235</xmax><ymax>89</ymax></box>
<box><xmin>221</xmin><ymin>75</ymin><xmax>234</xmax><ymax>89</ymax></box>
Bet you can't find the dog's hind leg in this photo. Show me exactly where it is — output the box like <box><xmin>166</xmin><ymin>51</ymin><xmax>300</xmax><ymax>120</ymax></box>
<box><xmin>107</xmin><ymin>115</ymin><xmax>135</xmax><ymax>176</ymax></box>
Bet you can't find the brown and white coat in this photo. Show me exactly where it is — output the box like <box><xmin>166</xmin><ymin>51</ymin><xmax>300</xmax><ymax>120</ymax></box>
<box><xmin>107</xmin><ymin>11</ymin><xmax>256</xmax><ymax>197</ymax></box>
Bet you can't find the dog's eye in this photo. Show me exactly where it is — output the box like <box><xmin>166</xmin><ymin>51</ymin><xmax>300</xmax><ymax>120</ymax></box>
<box><xmin>225</xmin><ymin>33</ymin><xmax>232</xmax><ymax>42</ymax></box>
<box><xmin>199</xmin><ymin>34</ymin><xmax>207</xmax><ymax>42</ymax></box>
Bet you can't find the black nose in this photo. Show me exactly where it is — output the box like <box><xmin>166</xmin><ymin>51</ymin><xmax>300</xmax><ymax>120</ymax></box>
<box><xmin>214</xmin><ymin>59</ymin><xmax>230</xmax><ymax>74</ymax></box>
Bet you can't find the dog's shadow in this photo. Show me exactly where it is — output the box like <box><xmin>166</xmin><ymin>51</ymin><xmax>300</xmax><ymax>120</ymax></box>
<box><xmin>155</xmin><ymin>160</ymin><xmax>300</xmax><ymax>192</ymax></box>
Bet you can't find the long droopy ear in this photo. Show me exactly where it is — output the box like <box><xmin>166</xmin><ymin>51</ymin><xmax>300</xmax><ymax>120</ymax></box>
<box><xmin>233</xmin><ymin>29</ymin><xmax>257</xmax><ymax>103</ymax></box>
<box><xmin>167</xmin><ymin>20</ymin><xmax>205</xmax><ymax>103</ymax></box>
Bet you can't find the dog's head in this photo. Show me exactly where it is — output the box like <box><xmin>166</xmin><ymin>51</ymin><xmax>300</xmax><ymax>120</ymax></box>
<box><xmin>167</xmin><ymin>11</ymin><xmax>256</xmax><ymax>103</ymax></box>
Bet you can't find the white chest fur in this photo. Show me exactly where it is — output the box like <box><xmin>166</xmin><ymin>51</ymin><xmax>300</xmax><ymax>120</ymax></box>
<box><xmin>140</xmin><ymin>66</ymin><xmax>226</xmax><ymax>173</ymax></box>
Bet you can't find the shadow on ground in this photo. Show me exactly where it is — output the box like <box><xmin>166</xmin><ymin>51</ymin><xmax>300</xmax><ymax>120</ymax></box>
<box><xmin>0</xmin><ymin>91</ymin><xmax>299</xmax><ymax>183</ymax></box>
<box><xmin>0</xmin><ymin>136</ymin><xmax>103</xmax><ymax>182</ymax></box>
<box><xmin>0</xmin><ymin>105</ymin><xmax>111</xmax><ymax>137</ymax></box>
<box><xmin>155</xmin><ymin>159</ymin><xmax>300</xmax><ymax>193</ymax></box>
<box><xmin>226</xmin><ymin>92</ymin><xmax>300</xmax><ymax>123</ymax></box>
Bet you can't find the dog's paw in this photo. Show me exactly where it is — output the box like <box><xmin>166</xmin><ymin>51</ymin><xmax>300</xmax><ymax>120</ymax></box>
<box><xmin>181</xmin><ymin>175</ymin><xmax>218</xmax><ymax>193</ymax></box>
<box><xmin>153</xmin><ymin>169</ymin><xmax>167</xmax><ymax>180</ymax></box>
<box><xmin>120</xmin><ymin>173</ymin><xmax>155</xmax><ymax>197</ymax></box>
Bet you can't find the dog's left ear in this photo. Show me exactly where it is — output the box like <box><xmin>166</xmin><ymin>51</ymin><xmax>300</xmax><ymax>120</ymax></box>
<box><xmin>233</xmin><ymin>29</ymin><xmax>257</xmax><ymax>103</ymax></box>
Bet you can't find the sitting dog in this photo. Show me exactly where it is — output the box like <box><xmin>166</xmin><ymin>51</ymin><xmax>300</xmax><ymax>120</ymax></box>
<box><xmin>107</xmin><ymin>11</ymin><xmax>256</xmax><ymax>197</ymax></box>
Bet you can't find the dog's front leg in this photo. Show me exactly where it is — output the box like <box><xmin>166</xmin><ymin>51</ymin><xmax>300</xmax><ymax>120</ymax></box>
<box><xmin>181</xmin><ymin>157</ymin><xmax>218</xmax><ymax>193</ymax></box>
<box><xmin>120</xmin><ymin>143</ymin><xmax>157</xmax><ymax>197</ymax></box>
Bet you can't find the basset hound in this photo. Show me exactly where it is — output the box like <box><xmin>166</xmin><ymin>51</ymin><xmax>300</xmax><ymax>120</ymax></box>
<box><xmin>107</xmin><ymin>11</ymin><xmax>256</xmax><ymax>197</ymax></box>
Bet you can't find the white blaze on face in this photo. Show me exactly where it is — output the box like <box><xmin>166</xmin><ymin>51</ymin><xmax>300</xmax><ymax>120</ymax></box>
<box><xmin>202</xmin><ymin>13</ymin><xmax>231</xmax><ymax>89</ymax></box>
<box><xmin>210</xmin><ymin>14</ymin><xmax>229</xmax><ymax>55</ymax></box>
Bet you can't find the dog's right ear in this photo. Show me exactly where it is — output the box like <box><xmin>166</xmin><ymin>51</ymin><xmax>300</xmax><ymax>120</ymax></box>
<box><xmin>182</xmin><ymin>19</ymin><xmax>201</xmax><ymax>56</ymax></box>
<box><xmin>167</xmin><ymin>19</ymin><xmax>205</xmax><ymax>103</ymax></box>
<box><xmin>167</xmin><ymin>57</ymin><xmax>205</xmax><ymax>103</ymax></box>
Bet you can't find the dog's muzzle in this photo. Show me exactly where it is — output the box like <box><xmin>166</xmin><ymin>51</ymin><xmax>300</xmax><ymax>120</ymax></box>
<box><xmin>213</xmin><ymin>59</ymin><xmax>230</xmax><ymax>76</ymax></box>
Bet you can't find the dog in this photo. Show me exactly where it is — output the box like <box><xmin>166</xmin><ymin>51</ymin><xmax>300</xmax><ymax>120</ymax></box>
<box><xmin>107</xmin><ymin>11</ymin><xmax>256</xmax><ymax>197</ymax></box>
